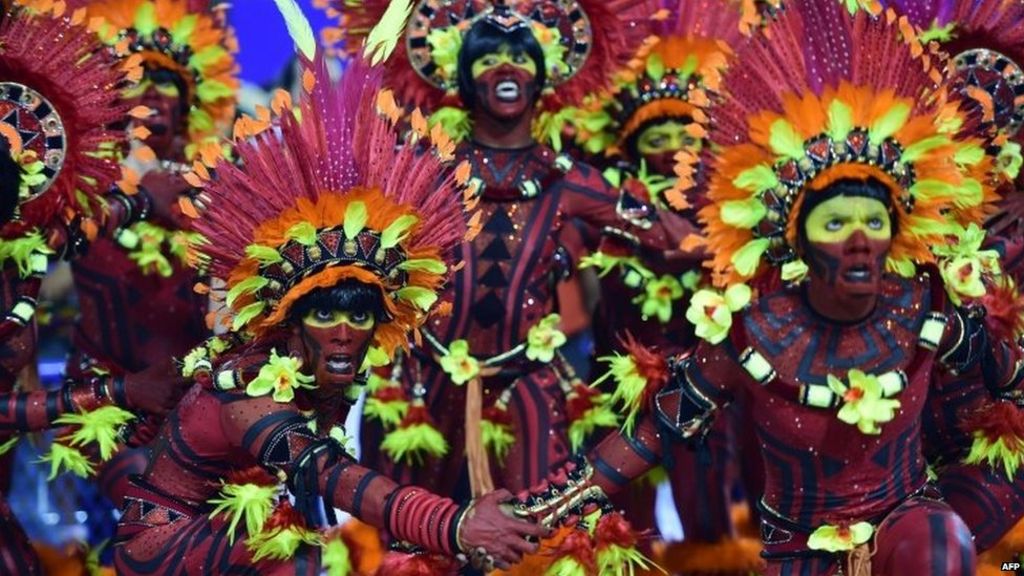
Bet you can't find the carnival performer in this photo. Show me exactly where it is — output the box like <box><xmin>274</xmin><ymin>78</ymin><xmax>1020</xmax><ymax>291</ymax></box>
<box><xmin>328</xmin><ymin>0</ymin><xmax>699</xmax><ymax>504</ymax></box>
<box><xmin>58</xmin><ymin>0</ymin><xmax>239</xmax><ymax>508</ymax></box>
<box><xmin>0</xmin><ymin>3</ymin><xmax>189</xmax><ymax>572</ymax></box>
<box><xmin>508</xmin><ymin>2</ymin><xmax>1024</xmax><ymax>574</ymax></box>
<box><xmin>111</xmin><ymin>6</ymin><xmax>548</xmax><ymax>567</ymax></box>
<box><xmin>867</xmin><ymin>0</ymin><xmax>1024</xmax><ymax>555</ymax></box>
<box><xmin>567</xmin><ymin>2</ymin><xmax>764</xmax><ymax>569</ymax></box>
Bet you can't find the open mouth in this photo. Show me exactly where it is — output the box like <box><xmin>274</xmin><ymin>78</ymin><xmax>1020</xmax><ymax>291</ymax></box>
<box><xmin>843</xmin><ymin>265</ymin><xmax>872</xmax><ymax>283</ymax></box>
<box><xmin>495</xmin><ymin>80</ymin><xmax>521</xmax><ymax>102</ymax></box>
<box><xmin>325</xmin><ymin>354</ymin><xmax>354</xmax><ymax>375</ymax></box>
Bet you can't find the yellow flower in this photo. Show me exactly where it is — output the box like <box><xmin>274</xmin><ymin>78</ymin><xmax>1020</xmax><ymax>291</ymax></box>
<box><xmin>997</xmin><ymin>141</ymin><xmax>1023</xmax><ymax>180</ymax></box>
<box><xmin>636</xmin><ymin>275</ymin><xmax>683</xmax><ymax>323</ymax></box>
<box><xmin>526</xmin><ymin>314</ymin><xmax>567</xmax><ymax>363</ymax></box>
<box><xmin>439</xmin><ymin>340</ymin><xmax>480</xmax><ymax>385</ymax></box>
<box><xmin>685</xmin><ymin>284</ymin><xmax>752</xmax><ymax>344</ymax></box>
<box><xmin>827</xmin><ymin>370</ymin><xmax>900</xmax><ymax>435</ymax></box>
<box><xmin>807</xmin><ymin>521</ymin><xmax>874</xmax><ymax>552</ymax></box>
<box><xmin>246</xmin><ymin>350</ymin><xmax>316</xmax><ymax>403</ymax></box>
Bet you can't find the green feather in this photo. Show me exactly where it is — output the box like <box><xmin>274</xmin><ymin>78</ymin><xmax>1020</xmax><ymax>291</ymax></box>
<box><xmin>226</xmin><ymin>276</ymin><xmax>270</xmax><ymax>308</ymax></box>
<box><xmin>134</xmin><ymin>2</ymin><xmax>157</xmax><ymax>35</ymax></box>
<box><xmin>869</xmin><ymin>102</ymin><xmax>911</xmax><ymax>145</ymax></box>
<box><xmin>245</xmin><ymin>245</ymin><xmax>284</xmax><ymax>265</ymax></box>
<box><xmin>720</xmin><ymin>198</ymin><xmax>768</xmax><ymax>228</ymax></box>
<box><xmin>381</xmin><ymin>423</ymin><xmax>449</xmax><ymax>465</ymax></box>
<box><xmin>286</xmin><ymin>222</ymin><xmax>318</xmax><ymax>246</ymax></box>
<box><xmin>429</xmin><ymin>107</ymin><xmax>472</xmax><ymax>143</ymax></box>
<box><xmin>322</xmin><ymin>537</ymin><xmax>353</xmax><ymax>576</ymax></box>
<box><xmin>954</xmin><ymin>178</ymin><xmax>983</xmax><ymax>208</ymax></box>
<box><xmin>546</xmin><ymin>557</ymin><xmax>589</xmax><ymax>576</ymax></box>
<box><xmin>170</xmin><ymin>14</ymin><xmax>198</xmax><ymax>45</ymax></box>
<box><xmin>732</xmin><ymin>164</ymin><xmax>779</xmax><ymax>193</ymax></box>
<box><xmin>0</xmin><ymin>436</ymin><xmax>18</xmax><ymax>456</ymax></box>
<box><xmin>680</xmin><ymin>54</ymin><xmax>699</xmax><ymax>78</ymax></box>
<box><xmin>363</xmin><ymin>398</ymin><xmax>409</xmax><ymax>429</ymax></box>
<box><xmin>731</xmin><ymin>238</ymin><xmax>771</xmax><ymax>277</ymax></box>
<box><xmin>196</xmin><ymin>79</ymin><xmax>236</xmax><ymax>104</ymax></box>
<box><xmin>395</xmin><ymin>286</ymin><xmax>438</xmax><ymax>311</ymax></box>
<box><xmin>232</xmin><ymin>301</ymin><xmax>267</xmax><ymax>332</ymax></box>
<box><xmin>343</xmin><ymin>201</ymin><xmax>368</xmax><ymax>240</ymax></box>
<box><xmin>769</xmin><ymin>119</ymin><xmax>806</xmax><ymax>160</ymax></box>
<box><xmin>902</xmin><ymin>135</ymin><xmax>949</xmax><ymax>163</ymax></box>
<box><xmin>954</xmin><ymin>143</ymin><xmax>985</xmax><ymax>167</ymax></box>
<box><xmin>481</xmin><ymin>419</ymin><xmax>516</xmax><ymax>461</ymax></box>
<box><xmin>208</xmin><ymin>482</ymin><xmax>278</xmax><ymax>544</ymax></box>
<box><xmin>364</xmin><ymin>0</ymin><xmax>414</xmax><ymax>65</ymax></box>
<box><xmin>38</xmin><ymin>443</ymin><xmax>95</xmax><ymax>481</ymax></box>
<box><xmin>398</xmin><ymin>258</ymin><xmax>447</xmax><ymax>274</ymax></box>
<box><xmin>273</xmin><ymin>0</ymin><xmax>318</xmax><ymax>60</ymax></box>
<box><xmin>56</xmin><ymin>406</ymin><xmax>136</xmax><ymax>462</ymax></box>
<box><xmin>568</xmin><ymin>401</ymin><xmax>619</xmax><ymax>453</ymax></box>
<box><xmin>247</xmin><ymin>525</ymin><xmax>321</xmax><ymax>563</ymax></box>
<box><xmin>645</xmin><ymin>53</ymin><xmax>665</xmax><ymax>83</ymax></box>
<box><xmin>827</xmin><ymin>100</ymin><xmax>854</xmax><ymax>142</ymax></box>
<box><xmin>380</xmin><ymin>215</ymin><xmax>418</xmax><ymax>250</ymax></box>
<box><xmin>909</xmin><ymin>179</ymin><xmax>955</xmax><ymax>201</ymax></box>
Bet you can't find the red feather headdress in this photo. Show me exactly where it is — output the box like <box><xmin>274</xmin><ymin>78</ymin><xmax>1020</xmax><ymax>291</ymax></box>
<box><xmin>190</xmin><ymin>57</ymin><xmax>468</xmax><ymax>357</ymax></box>
<box><xmin>700</xmin><ymin>0</ymin><xmax>996</xmax><ymax>287</ymax></box>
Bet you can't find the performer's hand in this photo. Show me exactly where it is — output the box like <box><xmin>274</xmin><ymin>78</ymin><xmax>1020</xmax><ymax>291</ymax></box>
<box><xmin>140</xmin><ymin>170</ymin><xmax>190</xmax><ymax>229</ymax></box>
<box><xmin>123</xmin><ymin>358</ymin><xmax>192</xmax><ymax>416</ymax></box>
<box><xmin>458</xmin><ymin>489</ymin><xmax>548</xmax><ymax>570</ymax></box>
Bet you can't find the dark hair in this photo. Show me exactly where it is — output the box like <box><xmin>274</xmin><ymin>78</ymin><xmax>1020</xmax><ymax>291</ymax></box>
<box><xmin>457</xmin><ymin>17</ymin><xmax>547</xmax><ymax>109</ymax></box>
<box><xmin>145</xmin><ymin>66</ymin><xmax>191</xmax><ymax>117</ymax></box>
<box><xmin>289</xmin><ymin>279</ymin><xmax>386</xmax><ymax>323</ymax></box>
<box><xmin>0</xmin><ymin>142</ymin><xmax>20</xmax><ymax>227</ymax></box>
<box><xmin>796</xmin><ymin>177</ymin><xmax>896</xmax><ymax>250</ymax></box>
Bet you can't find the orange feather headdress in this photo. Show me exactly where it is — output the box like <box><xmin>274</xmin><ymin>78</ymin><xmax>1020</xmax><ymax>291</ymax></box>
<box><xmin>189</xmin><ymin>56</ymin><xmax>468</xmax><ymax>358</ymax></box>
<box><xmin>701</xmin><ymin>0</ymin><xmax>997</xmax><ymax>287</ymax></box>
<box><xmin>82</xmin><ymin>0</ymin><xmax>239</xmax><ymax>153</ymax></box>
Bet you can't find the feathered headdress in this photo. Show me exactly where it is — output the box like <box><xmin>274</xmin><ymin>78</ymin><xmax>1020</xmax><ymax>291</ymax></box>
<box><xmin>318</xmin><ymin>0</ymin><xmax>657</xmax><ymax>113</ymax></box>
<box><xmin>83</xmin><ymin>0</ymin><xmax>239</xmax><ymax>154</ymax></box>
<box><xmin>699</xmin><ymin>0</ymin><xmax>996</xmax><ymax>287</ymax></box>
<box><xmin>0</xmin><ymin>3</ymin><xmax>130</xmax><ymax>335</ymax></box>
<box><xmin>571</xmin><ymin>0</ymin><xmax>744</xmax><ymax>159</ymax></box>
<box><xmin>879</xmin><ymin>0</ymin><xmax>1024</xmax><ymax>147</ymax></box>
<box><xmin>188</xmin><ymin>18</ymin><xmax>467</xmax><ymax>357</ymax></box>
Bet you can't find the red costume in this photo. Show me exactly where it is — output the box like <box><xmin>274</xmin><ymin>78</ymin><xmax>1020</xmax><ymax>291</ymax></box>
<box><xmin>510</xmin><ymin>3</ymin><xmax>1024</xmax><ymax>575</ymax></box>
<box><xmin>113</xmin><ymin>10</ymin><xmax>546</xmax><ymax>565</ymax></box>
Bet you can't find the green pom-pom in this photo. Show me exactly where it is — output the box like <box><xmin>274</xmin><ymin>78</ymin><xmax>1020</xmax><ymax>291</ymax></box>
<box><xmin>381</xmin><ymin>424</ymin><xmax>449</xmax><ymax>465</ymax></box>
<box><xmin>568</xmin><ymin>402</ymin><xmax>620</xmax><ymax>453</ymax></box>
<box><xmin>247</xmin><ymin>525</ymin><xmax>321</xmax><ymax>563</ymax></box>
<box><xmin>482</xmin><ymin>419</ymin><xmax>516</xmax><ymax>461</ymax></box>
<box><xmin>363</xmin><ymin>398</ymin><xmax>409</xmax><ymax>429</ymax></box>
<box><xmin>546</xmin><ymin>557</ymin><xmax>589</xmax><ymax>576</ymax></box>
<box><xmin>208</xmin><ymin>482</ymin><xmax>279</xmax><ymax>544</ymax></box>
<box><xmin>322</xmin><ymin>536</ymin><xmax>353</xmax><ymax>576</ymax></box>
<box><xmin>596</xmin><ymin>543</ymin><xmax>655</xmax><ymax>576</ymax></box>
<box><xmin>56</xmin><ymin>406</ymin><xmax>136</xmax><ymax>461</ymax></box>
<box><xmin>38</xmin><ymin>442</ymin><xmax>95</xmax><ymax>480</ymax></box>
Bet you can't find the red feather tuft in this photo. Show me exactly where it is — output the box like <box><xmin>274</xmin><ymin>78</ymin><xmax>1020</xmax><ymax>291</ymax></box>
<box><xmin>263</xmin><ymin>501</ymin><xmax>309</xmax><ymax>532</ymax></box>
<box><xmin>400</xmin><ymin>403</ymin><xmax>437</xmax><ymax>427</ymax></box>
<box><xmin>373</xmin><ymin>385</ymin><xmax>406</xmax><ymax>403</ymax></box>
<box><xmin>225</xmin><ymin>466</ymin><xmax>279</xmax><ymax>487</ymax></box>
<box><xmin>552</xmin><ymin>528</ymin><xmax>597</xmax><ymax>570</ymax></box>
<box><xmin>618</xmin><ymin>332</ymin><xmax>670</xmax><ymax>389</ymax></box>
<box><xmin>594</xmin><ymin>512</ymin><xmax>639</xmax><ymax>550</ymax></box>
<box><xmin>482</xmin><ymin>404</ymin><xmax>513</xmax><ymax>426</ymax></box>
<box><xmin>962</xmin><ymin>401</ymin><xmax>1024</xmax><ymax>445</ymax></box>
<box><xmin>566</xmin><ymin>381</ymin><xmax>599</xmax><ymax>422</ymax></box>
<box><xmin>981</xmin><ymin>277</ymin><xmax>1024</xmax><ymax>351</ymax></box>
<box><xmin>375</xmin><ymin>552</ymin><xmax>459</xmax><ymax>576</ymax></box>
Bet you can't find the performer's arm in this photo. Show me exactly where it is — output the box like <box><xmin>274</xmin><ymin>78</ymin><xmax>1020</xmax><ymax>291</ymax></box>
<box><xmin>937</xmin><ymin>305</ymin><xmax>1024</xmax><ymax>396</ymax></box>
<box><xmin>220</xmin><ymin>395</ymin><xmax>541</xmax><ymax>559</ymax></box>
<box><xmin>0</xmin><ymin>376</ymin><xmax>120</xmax><ymax>434</ymax></box>
<box><xmin>560</xmin><ymin>162</ymin><xmax>701</xmax><ymax>255</ymax></box>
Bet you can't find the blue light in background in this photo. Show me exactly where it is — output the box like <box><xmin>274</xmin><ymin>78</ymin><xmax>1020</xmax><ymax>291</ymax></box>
<box><xmin>227</xmin><ymin>0</ymin><xmax>334</xmax><ymax>87</ymax></box>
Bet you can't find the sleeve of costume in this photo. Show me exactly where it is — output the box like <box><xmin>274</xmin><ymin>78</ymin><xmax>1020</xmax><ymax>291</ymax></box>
<box><xmin>559</xmin><ymin>161</ymin><xmax>700</xmax><ymax>253</ymax></box>
<box><xmin>936</xmin><ymin>305</ymin><xmax>1024</xmax><ymax>397</ymax></box>
<box><xmin>587</xmin><ymin>342</ymin><xmax>741</xmax><ymax>495</ymax></box>
<box><xmin>220</xmin><ymin>395</ymin><xmax>465</xmax><ymax>555</ymax></box>
<box><xmin>0</xmin><ymin>378</ymin><xmax>115</xmax><ymax>434</ymax></box>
